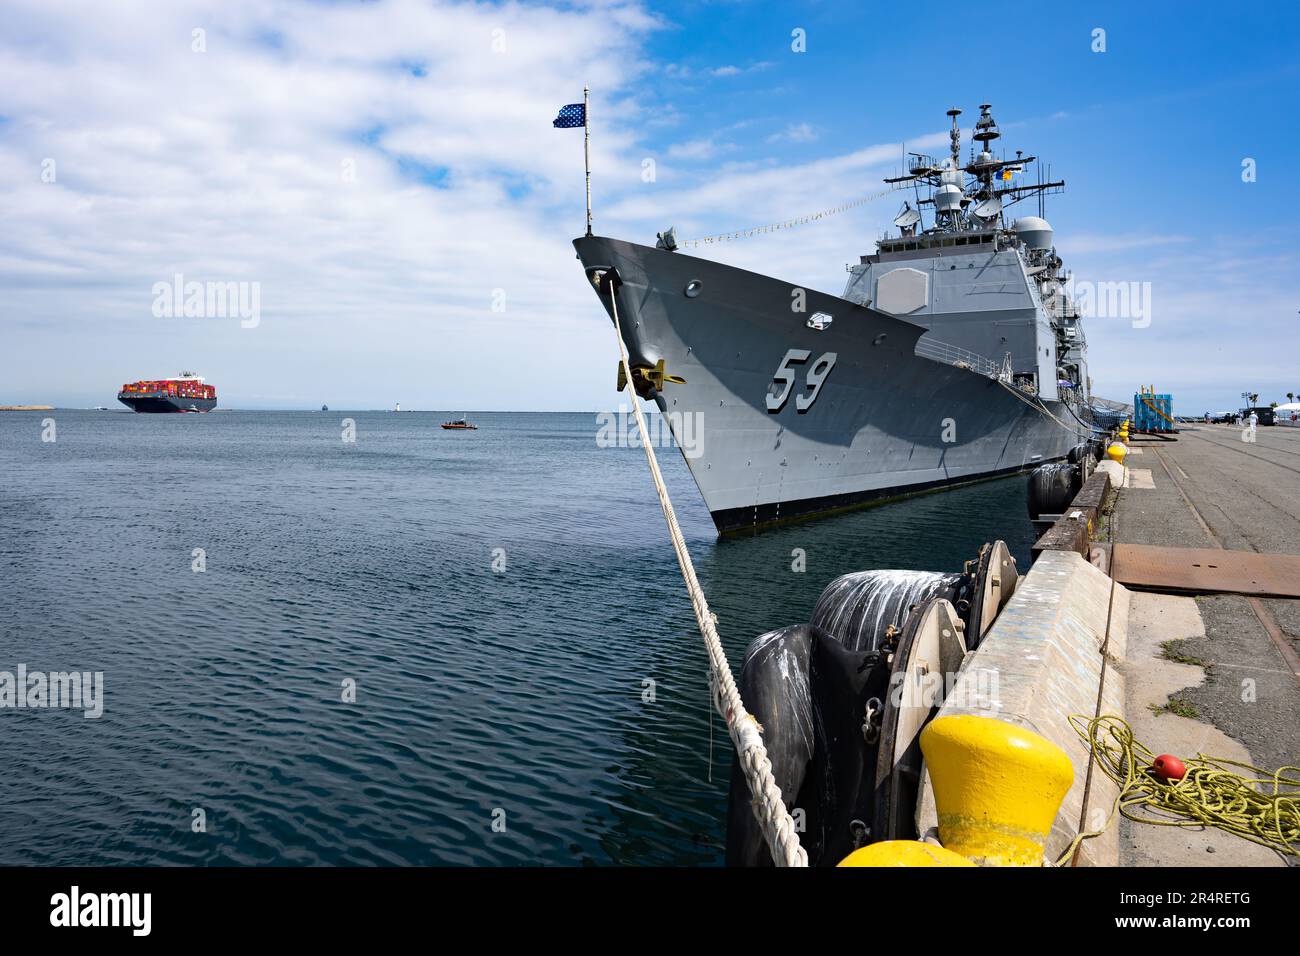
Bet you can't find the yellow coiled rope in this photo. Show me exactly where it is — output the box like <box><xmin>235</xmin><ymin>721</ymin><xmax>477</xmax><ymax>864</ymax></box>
<box><xmin>1057</xmin><ymin>714</ymin><xmax>1300</xmax><ymax>863</ymax></box>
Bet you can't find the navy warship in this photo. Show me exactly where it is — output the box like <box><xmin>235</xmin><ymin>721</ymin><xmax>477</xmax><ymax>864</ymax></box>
<box><xmin>576</xmin><ymin>105</ymin><xmax>1095</xmax><ymax>533</ymax></box>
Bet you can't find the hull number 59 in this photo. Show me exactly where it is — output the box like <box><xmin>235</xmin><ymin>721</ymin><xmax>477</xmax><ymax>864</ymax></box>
<box><xmin>766</xmin><ymin>349</ymin><xmax>837</xmax><ymax>413</ymax></box>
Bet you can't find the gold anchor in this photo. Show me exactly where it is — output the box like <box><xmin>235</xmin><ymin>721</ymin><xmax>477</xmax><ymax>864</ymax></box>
<box><xmin>617</xmin><ymin>358</ymin><xmax>686</xmax><ymax>397</ymax></box>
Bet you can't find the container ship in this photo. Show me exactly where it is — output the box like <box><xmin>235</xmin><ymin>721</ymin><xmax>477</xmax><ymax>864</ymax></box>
<box><xmin>117</xmin><ymin>372</ymin><xmax>217</xmax><ymax>413</ymax></box>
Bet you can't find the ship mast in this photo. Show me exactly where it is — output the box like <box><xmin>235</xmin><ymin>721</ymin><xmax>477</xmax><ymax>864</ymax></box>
<box><xmin>883</xmin><ymin>104</ymin><xmax>1064</xmax><ymax>238</ymax></box>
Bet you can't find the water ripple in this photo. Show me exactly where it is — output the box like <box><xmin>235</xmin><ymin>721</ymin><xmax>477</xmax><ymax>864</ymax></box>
<box><xmin>0</xmin><ymin>410</ymin><xmax>1035</xmax><ymax>865</ymax></box>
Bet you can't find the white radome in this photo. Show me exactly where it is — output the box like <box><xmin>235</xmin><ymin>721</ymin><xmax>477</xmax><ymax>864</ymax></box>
<box><xmin>935</xmin><ymin>184</ymin><xmax>963</xmax><ymax>212</ymax></box>
<box><xmin>1014</xmin><ymin>216</ymin><xmax>1054</xmax><ymax>251</ymax></box>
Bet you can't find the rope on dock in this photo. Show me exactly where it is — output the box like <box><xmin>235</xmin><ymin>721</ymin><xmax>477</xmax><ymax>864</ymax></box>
<box><xmin>1059</xmin><ymin>441</ymin><xmax>1300</xmax><ymax>861</ymax></box>
<box><xmin>1058</xmin><ymin>715</ymin><xmax>1300</xmax><ymax>860</ymax></box>
<box><xmin>606</xmin><ymin>283</ymin><xmax>809</xmax><ymax>868</ymax></box>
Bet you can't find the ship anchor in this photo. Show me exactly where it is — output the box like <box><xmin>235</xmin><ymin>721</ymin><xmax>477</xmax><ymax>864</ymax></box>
<box><xmin>617</xmin><ymin>358</ymin><xmax>686</xmax><ymax>399</ymax></box>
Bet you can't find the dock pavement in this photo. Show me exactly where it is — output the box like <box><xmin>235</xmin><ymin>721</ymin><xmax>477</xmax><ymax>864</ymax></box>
<box><xmin>1113</xmin><ymin>423</ymin><xmax>1299</xmax><ymax>866</ymax></box>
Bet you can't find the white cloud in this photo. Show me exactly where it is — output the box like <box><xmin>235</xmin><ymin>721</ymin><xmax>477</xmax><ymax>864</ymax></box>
<box><xmin>1</xmin><ymin>6</ymin><xmax>1292</xmax><ymax>418</ymax></box>
<box><xmin>0</xmin><ymin>0</ymin><xmax>662</xmax><ymax>409</ymax></box>
<box><xmin>666</xmin><ymin>138</ymin><xmax>727</xmax><ymax>160</ymax></box>
<box><xmin>1066</xmin><ymin>236</ymin><xmax>1300</xmax><ymax>412</ymax></box>
<box><xmin>710</xmin><ymin>61</ymin><xmax>771</xmax><ymax>78</ymax></box>
<box><xmin>766</xmin><ymin>122</ymin><xmax>817</xmax><ymax>144</ymax></box>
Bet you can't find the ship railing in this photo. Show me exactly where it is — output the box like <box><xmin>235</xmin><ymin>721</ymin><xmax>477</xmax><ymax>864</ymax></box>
<box><xmin>914</xmin><ymin>336</ymin><xmax>1007</xmax><ymax>381</ymax></box>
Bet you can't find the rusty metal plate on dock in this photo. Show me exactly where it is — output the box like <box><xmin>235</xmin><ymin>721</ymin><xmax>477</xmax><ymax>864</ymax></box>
<box><xmin>1112</xmin><ymin>544</ymin><xmax>1300</xmax><ymax>598</ymax></box>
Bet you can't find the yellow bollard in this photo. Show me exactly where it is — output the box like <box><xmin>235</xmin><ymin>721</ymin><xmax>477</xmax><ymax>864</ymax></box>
<box><xmin>920</xmin><ymin>715</ymin><xmax>1073</xmax><ymax>866</ymax></box>
<box><xmin>837</xmin><ymin>840</ymin><xmax>975</xmax><ymax>867</ymax></box>
<box><xmin>1106</xmin><ymin>442</ymin><xmax>1127</xmax><ymax>463</ymax></box>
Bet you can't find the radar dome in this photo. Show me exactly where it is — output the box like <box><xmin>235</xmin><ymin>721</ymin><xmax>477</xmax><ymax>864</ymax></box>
<box><xmin>1014</xmin><ymin>216</ymin><xmax>1054</xmax><ymax>251</ymax></box>
<box><xmin>935</xmin><ymin>184</ymin><xmax>963</xmax><ymax>212</ymax></box>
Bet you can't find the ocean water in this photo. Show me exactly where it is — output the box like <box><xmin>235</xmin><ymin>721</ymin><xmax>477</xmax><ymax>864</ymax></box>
<box><xmin>0</xmin><ymin>409</ymin><xmax>1036</xmax><ymax>866</ymax></box>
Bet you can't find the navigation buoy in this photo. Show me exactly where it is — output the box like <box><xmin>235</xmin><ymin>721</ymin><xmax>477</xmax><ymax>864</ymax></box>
<box><xmin>837</xmin><ymin>840</ymin><xmax>974</xmax><ymax>867</ymax></box>
<box><xmin>1152</xmin><ymin>754</ymin><xmax>1187</xmax><ymax>781</ymax></box>
<box><xmin>920</xmin><ymin>714</ymin><xmax>1073</xmax><ymax>866</ymax></box>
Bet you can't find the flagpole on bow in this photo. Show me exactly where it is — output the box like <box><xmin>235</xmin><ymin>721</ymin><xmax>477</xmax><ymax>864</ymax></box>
<box><xmin>583</xmin><ymin>85</ymin><xmax>592</xmax><ymax>236</ymax></box>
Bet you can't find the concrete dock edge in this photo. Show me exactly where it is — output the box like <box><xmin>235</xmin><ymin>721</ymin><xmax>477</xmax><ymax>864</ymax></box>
<box><xmin>917</xmin><ymin>550</ymin><xmax>1130</xmax><ymax>866</ymax></box>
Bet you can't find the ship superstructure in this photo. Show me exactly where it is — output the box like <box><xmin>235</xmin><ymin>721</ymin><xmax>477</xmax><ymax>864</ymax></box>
<box><xmin>860</xmin><ymin>104</ymin><xmax>1089</xmax><ymax>408</ymax></box>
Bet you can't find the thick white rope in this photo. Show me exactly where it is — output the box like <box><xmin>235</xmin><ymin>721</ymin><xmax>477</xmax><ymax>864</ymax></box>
<box><xmin>606</xmin><ymin>282</ymin><xmax>808</xmax><ymax>868</ymax></box>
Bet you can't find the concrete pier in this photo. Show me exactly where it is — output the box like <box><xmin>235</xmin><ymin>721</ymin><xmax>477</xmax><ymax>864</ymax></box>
<box><xmin>916</xmin><ymin>550</ymin><xmax>1129</xmax><ymax>866</ymax></box>
<box><xmin>918</xmin><ymin>422</ymin><xmax>1299</xmax><ymax>867</ymax></box>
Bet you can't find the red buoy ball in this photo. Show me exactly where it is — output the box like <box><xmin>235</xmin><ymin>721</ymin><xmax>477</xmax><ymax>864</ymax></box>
<box><xmin>1152</xmin><ymin>754</ymin><xmax>1187</xmax><ymax>781</ymax></box>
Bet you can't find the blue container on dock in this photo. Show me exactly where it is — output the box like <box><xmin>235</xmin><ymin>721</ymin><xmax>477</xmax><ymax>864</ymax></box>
<box><xmin>1134</xmin><ymin>392</ymin><xmax>1174</xmax><ymax>432</ymax></box>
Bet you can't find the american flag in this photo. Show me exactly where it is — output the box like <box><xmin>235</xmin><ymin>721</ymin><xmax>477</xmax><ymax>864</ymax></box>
<box><xmin>552</xmin><ymin>103</ymin><xmax>585</xmax><ymax>129</ymax></box>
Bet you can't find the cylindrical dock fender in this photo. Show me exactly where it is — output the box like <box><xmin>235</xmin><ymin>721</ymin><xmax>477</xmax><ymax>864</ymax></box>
<box><xmin>919</xmin><ymin>714</ymin><xmax>1073</xmax><ymax>866</ymax></box>
<box><xmin>726</xmin><ymin>623</ymin><xmax>891</xmax><ymax>866</ymax></box>
<box><xmin>811</xmin><ymin>569</ymin><xmax>965</xmax><ymax>653</ymax></box>
<box><xmin>1026</xmin><ymin>462</ymin><xmax>1076</xmax><ymax>519</ymax></box>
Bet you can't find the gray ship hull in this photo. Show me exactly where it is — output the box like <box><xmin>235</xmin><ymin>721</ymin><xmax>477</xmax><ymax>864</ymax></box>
<box><xmin>575</xmin><ymin>235</ymin><xmax>1091</xmax><ymax>534</ymax></box>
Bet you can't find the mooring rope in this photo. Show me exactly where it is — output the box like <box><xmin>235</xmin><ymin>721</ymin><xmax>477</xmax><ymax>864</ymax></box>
<box><xmin>996</xmin><ymin>378</ymin><xmax>1090</xmax><ymax>439</ymax></box>
<box><xmin>606</xmin><ymin>283</ymin><xmax>808</xmax><ymax>867</ymax></box>
<box><xmin>679</xmin><ymin>187</ymin><xmax>896</xmax><ymax>248</ymax></box>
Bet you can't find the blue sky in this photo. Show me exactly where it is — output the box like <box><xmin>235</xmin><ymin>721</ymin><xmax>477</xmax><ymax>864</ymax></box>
<box><xmin>2</xmin><ymin>1</ymin><xmax>1298</xmax><ymax>413</ymax></box>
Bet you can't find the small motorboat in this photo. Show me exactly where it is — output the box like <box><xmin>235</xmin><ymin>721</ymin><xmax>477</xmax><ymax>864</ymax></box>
<box><xmin>441</xmin><ymin>417</ymin><xmax>477</xmax><ymax>430</ymax></box>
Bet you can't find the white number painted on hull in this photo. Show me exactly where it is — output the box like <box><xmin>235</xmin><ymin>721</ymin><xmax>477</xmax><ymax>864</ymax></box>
<box><xmin>766</xmin><ymin>349</ymin><xmax>837</xmax><ymax>413</ymax></box>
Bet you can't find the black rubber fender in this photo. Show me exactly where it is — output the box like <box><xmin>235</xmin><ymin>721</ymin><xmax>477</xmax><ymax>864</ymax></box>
<box><xmin>1026</xmin><ymin>462</ymin><xmax>1076</xmax><ymax>519</ymax></box>
<box><xmin>809</xmin><ymin>570</ymin><xmax>965</xmax><ymax>653</ymax></box>
<box><xmin>725</xmin><ymin>624</ymin><xmax>888</xmax><ymax>866</ymax></box>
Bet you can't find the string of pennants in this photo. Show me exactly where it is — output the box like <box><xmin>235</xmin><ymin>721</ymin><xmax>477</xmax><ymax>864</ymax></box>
<box><xmin>679</xmin><ymin>186</ymin><xmax>898</xmax><ymax>248</ymax></box>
